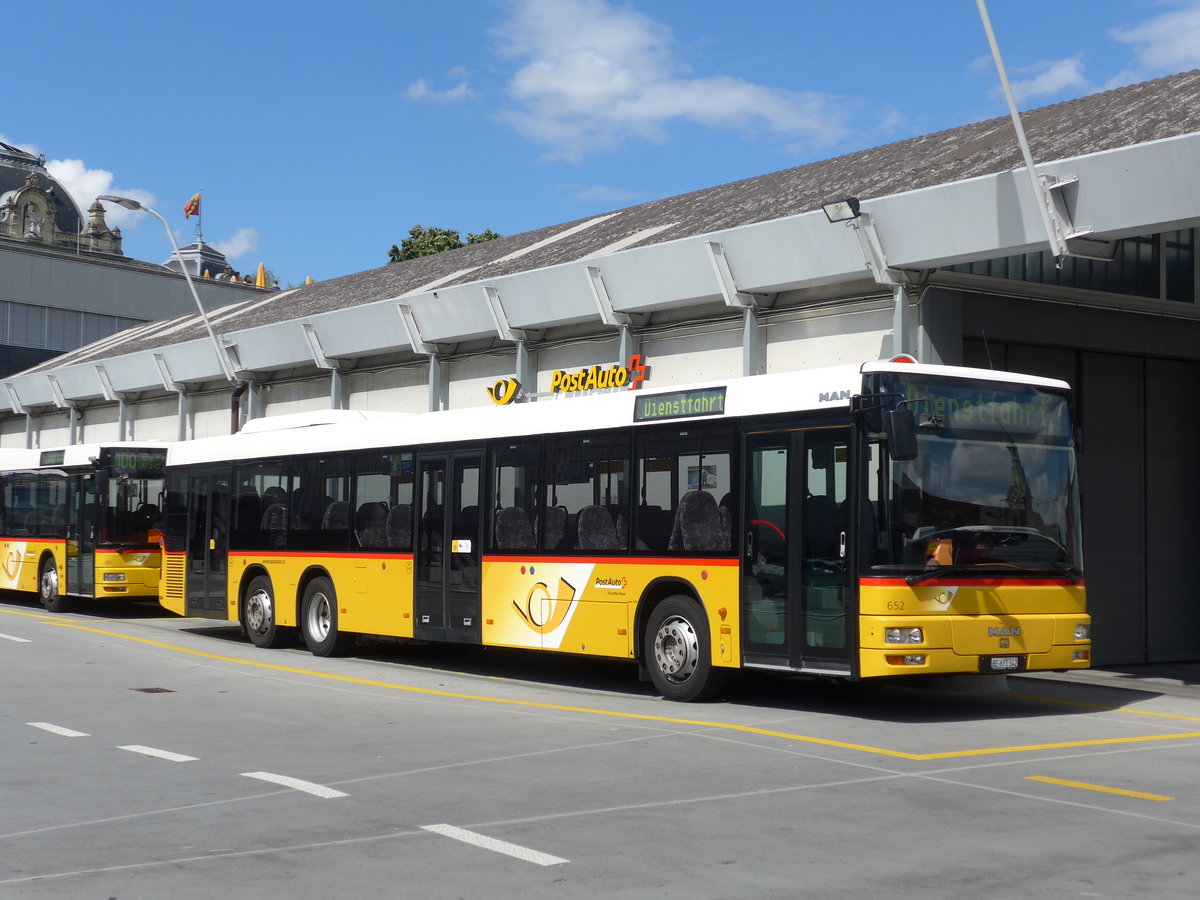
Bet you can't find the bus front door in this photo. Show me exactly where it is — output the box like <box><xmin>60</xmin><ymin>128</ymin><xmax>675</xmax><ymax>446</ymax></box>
<box><xmin>742</xmin><ymin>428</ymin><xmax>853</xmax><ymax>673</ymax></box>
<box><xmin>66</xmin><ymin>474</ymin><xmax>96</xmax><ymax>596</ymax></box>
<box><xmin>414</xmin><ymin>453</ymin><xmax>483</xmax><ymax>644</ymax></box>
<box><xmin>185</xmin><ymin>468</ymin><xmax>230</xmax><ymax>614</ymax></box>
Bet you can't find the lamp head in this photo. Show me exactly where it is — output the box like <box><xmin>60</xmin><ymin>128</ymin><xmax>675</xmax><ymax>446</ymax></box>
<box><xmin>821</xmin><ymin>197</ymin><xmax>861</xmax><ymax>223</ymax></box>
<box><xmin>98</xmin><ymin>195</ymin><xmax>143</xmax><ymax>211</ymax></box>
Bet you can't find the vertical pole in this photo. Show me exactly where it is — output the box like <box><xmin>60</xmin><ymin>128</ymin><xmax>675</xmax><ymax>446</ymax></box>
<box><xmin>742</xmin><ymin>307</ymin><xmax>763</xmax><ymax>377</ymax></box>
<box><xmin>68</xmin><ymin>407</ymin><xmax>79</xmax><ymax>445</ymax></box>
<box><xmin>892</xmin><ymin>284</ymin><xmax>909</xmax><ymax>357</ymax></box>
<box><xmin>176</xmin><ymin>392</ymin><xmax>188</xmax><ymax>442</ymax></box>
<box><xmin>24</xmin><ymin>413</ymin><xmax>33</xmax><ymax>449</ymax></box>
<box><xmin>330</xmin><ymin>368</ymin><xmax>346</xmax><ymax>410</ymax></box>
<box><xmin>427</xmin><ymin>355</ymin><xmax>443</xmax><ymax>412</ymax></box>
<box><xmin>117</xmin><ymin>399</ymin><xmax>128</xmax><ymax>442</ymax></box>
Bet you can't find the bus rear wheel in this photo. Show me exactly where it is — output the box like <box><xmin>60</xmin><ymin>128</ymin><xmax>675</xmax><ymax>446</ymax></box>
<box><xmin>242</xmin><ymin>574</ymin><xmax>293</xmax><ymax>649</ymax></box>
<box><xmin>301</xmin><ymin>576</ymin><xmax>355</xmax><ymax>657</ymax></box>
<box><xmin>38</xmin><ymin>557</ymin><xmax>73</xmax><ymax>613</ymax></box>
<box><xmin>644</xmin><ymin>595</ymin><xmax>725</xmax><ymax>702</ymax></box>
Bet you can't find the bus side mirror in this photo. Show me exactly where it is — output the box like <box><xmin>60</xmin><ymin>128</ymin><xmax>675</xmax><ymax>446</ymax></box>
<box><xmin>885</xmin><ymin>409</ymin><xmax>918</xmax><ymax>461</ymax></box>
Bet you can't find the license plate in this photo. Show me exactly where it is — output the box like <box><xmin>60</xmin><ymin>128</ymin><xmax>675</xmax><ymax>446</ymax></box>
<box><xmin>981</xmin><ymin>655</ymin><xmax>1025</xmax><ymax>673</ymax></box>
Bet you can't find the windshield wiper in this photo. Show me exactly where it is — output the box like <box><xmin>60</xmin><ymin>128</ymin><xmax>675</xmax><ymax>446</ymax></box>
<box><xmin>906</xmin><ymin>562</ymin><xmax>1080</xmax><ymax>586</ymax></box>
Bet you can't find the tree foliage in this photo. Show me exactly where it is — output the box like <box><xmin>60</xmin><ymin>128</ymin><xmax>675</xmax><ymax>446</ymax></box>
<box><xmin>387</xmin><ymin>225</ymin><xmax>502</xmax><ymax>264</ymax></box>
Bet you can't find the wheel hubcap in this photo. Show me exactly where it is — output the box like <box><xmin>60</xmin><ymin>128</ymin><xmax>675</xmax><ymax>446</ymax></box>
<box><xmin>246</xmin><ymin>588</ymin><xmax>273</xmax><ymax>635</ymax></box>
<box><xmin>308</xmin><ymin>592</ymin><xmax>332</xmax><ymax>641</ymax></box>
<box><xmin>654</xmin><ymin>615</ymin><xmax>699</xmax><ymax>683</ymax></box>
<box><xmin>41</xmin><ymin>566</ymin><xmax>57</xmax><ymax>600</ymax></box>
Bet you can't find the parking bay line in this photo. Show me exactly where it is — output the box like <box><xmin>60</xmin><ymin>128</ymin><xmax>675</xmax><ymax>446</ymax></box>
<box><xmin>33</xmin><ymin>618</ymin><xmax>1200</xmax><ymax>762</ymax></box>
<box><xmin>118</xmin><ymin>745</ymin><xmax>199</xmax><ymax>762</ymax></box>
<box><xmin>1026</xmin><ymin>775</ymin><xmax>1174</xmax><ymax>802</ymax></box>
<box><xmin>0</xmin><ymin>631</ymin><xmax>31</xmax><ymax>642</ymax></box>
<box><xmin>241</xmin><ymin>771</ymin><xmax>348</xmax><ymax>798</ymax></box>
<box><xmin>421</xmin><ymin>824</ymin><xmax>568</xmax><ymax>866</ymax></box>
<box><xmin>28</xmin><ymin>722</ymin><xmax>89</xmax><ymax>738</ymax></box>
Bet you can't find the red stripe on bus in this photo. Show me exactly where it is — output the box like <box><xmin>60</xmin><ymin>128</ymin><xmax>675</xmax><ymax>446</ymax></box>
<box><xmin>860</xmin><ymin>576</ymin><xmax>1085</xmax><ymax>588</ymax></box>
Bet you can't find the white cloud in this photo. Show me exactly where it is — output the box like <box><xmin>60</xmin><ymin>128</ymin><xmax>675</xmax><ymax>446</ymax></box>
<box><xmin>1007</xmin><ymin>56</ymin><xmax>1090</xmax><ymax>103</ymax></box>
<box><xmin>0</xmin><ymin>136</ymin><xmax>156</xmax><ymax>231</ymax></box>
<box><xmin>44</xmin><ymin>158</ymin><xmax>156</xmax><ymax>230</ymax></box>
<box><xmin>212</xmin><ymin>227</ymin><xmax>260</xmax><ymax>261</ymax></box>
<box><xmin>557</xmin><ymin>183</ymin><xmax>639</xmax><ymax>204</ymax></box>
<box><xmin>491</xmin><ymin>0</ymin><xmax>848</xmax><ymax>162</ymax></box>
<box><xmin>405</xmin><ymin>78</ymin><xmax>478</xmax><ymax>103</ymax></box>
<box><xmin>1109</xmin><ymin>2</ymin><xmax>1200</xmax><ymax>85</ymax></box>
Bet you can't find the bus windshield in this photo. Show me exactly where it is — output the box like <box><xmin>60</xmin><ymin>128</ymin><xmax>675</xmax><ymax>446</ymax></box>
<box><xmin>864</xmin><ymin>374</ymin><xmax>1082</xmax><ymax>581</ymax></box>
<box><xmin>100</xmin><ymin>448</ymin><xmax>166</xmax><ymax>546</ymax></box>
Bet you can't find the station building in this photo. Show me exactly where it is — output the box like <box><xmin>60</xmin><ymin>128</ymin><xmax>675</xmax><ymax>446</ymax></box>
<box><xmin>0</xmin><ymin>140</ymin><xmax>266</xmax><ymax>379</ymax></box>
<box><xmin>3</xmin><ymin>70</ymin><xmax>1200</xmax><ymax>667</ymax></box>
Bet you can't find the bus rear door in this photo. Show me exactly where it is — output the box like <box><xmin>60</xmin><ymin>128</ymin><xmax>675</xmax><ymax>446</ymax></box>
<box><xmin>414</xmin><ymin>452</ymin><xmax>483</xmax><ymax>644</ymax></box>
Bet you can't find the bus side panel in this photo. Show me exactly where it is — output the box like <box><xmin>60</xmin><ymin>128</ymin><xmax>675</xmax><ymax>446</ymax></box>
<box><xmin>225</xmin><ymin>552</ymin><xmax>416</xmax><ymax>638</ymax></box>
<box><xmin>481</xmin><ymin>557</ymin><xmax>740</xmax><ymax>665</ymax></box>
<box><xmin>0</xmin><ymin>538</ymin><xmax>56</xmax><ymax>593</ymax></box>
<box><xmin>332</xmin><ymin>553</ymin><xmax>414</xmax><ymax>639</ymax></box>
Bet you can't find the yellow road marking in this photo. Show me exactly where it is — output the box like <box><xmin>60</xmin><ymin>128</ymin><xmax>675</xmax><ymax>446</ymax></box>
<box><xmin>10</xmin><ymin>609</ymin><xmax>1200</xmax><ymax>762</ymax></box>
<box><xmin>1026</xmin><ymin>776</ymin><xmax>1174</xmax><ymax>802</ymax></box>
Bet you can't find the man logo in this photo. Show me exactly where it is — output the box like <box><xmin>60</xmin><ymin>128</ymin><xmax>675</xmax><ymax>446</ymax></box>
<box><xmin>486</xmin><ymin>377</ymin><xmax>521</xmax><ymax>405</ymax></box>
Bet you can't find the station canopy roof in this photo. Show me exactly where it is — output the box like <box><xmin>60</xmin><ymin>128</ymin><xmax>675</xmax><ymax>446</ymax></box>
<box><xmin>8</xmin><ymin>69</ymin><xmax>1200</xmax><ymax>408</ymax></box>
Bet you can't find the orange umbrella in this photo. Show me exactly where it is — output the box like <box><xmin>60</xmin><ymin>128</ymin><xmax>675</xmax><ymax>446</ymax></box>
<box><xmin>255</xmin><ymin>263</ymin><xmax>267</xmax><ymax>288</ymax></box>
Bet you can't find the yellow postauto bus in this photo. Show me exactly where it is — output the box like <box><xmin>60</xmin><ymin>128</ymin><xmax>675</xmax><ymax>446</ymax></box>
<box><xmin>160</xmin><ymin>360</ymin><xmax>1088</xmax><ymax>700</ymax></box>
<box><xmin>0</xmin><ymin>442</ymin><xmax>166</xmax><ymax>612</ymax></box>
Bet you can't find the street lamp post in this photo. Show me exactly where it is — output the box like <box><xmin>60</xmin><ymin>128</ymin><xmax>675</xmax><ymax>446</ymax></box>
<box><xmin>98</xmin><ymin>195</ymin><xmax>236</xmax><ymax>383</ymax></box>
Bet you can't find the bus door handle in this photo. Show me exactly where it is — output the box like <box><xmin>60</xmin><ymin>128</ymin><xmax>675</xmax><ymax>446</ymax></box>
<box><xmin>745</xmin><ymin>529</ymin><xmax>755</xmax><ymax>560</ymax></box>
<box><xmin>839</xmin><ymin>531</ymin><xmax>847</xmax><ymax>559</ymax></box>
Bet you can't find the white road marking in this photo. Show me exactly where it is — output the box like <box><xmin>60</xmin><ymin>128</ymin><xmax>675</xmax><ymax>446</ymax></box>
<box><xmin>421</xmin><ymin>824</ymin><xmax>568</xmax><ymax>866</ymax></box>
<box><xmin>0</xmin><ymin>632</ymin><xmax>31</xmax><ymax>643</ymax></box>
<box><xmin>240</xmin><ymin>771</ymin><xmax>348</xmax><ymax>799</ymax></box>
<box><xmin>27</xmin><ymin>722</ymin><xmax>89</xmax><ymax>737</ymax></box>
<box><xmin>118</xmin><ymin>745</ymin><xmax>198</xmax><ymax>762</ymax></box>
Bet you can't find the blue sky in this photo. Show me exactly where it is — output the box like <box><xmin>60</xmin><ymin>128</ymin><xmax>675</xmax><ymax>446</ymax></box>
<box><xmin>5</xmin><ymin>0</ymin><xmax>1200</xmax><ymax>286</ymax></box>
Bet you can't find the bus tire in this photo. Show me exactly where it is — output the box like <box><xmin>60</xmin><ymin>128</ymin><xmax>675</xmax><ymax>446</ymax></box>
<box><xmin>300</xmin><ymin>576</ymin><xmax>354</xmax><ymax>657</ymax></box>
<box><xmin>241</xmin><ymin>574</ymin><xmax>293</xmax><ymax>649</ymax></box>
<box><xmin>38</xmin><ymin>556</ymin><xmax>73</xmax><ymax>613</ymax></box>
<box><xmin>644</xmin><ymin>595</ymin><xmax>725</xmax><ymax>702</ymax></box>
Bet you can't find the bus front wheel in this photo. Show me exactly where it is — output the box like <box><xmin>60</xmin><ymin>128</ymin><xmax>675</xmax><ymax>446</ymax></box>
<box><xmin>38</xmin><ymin>557</ymin><xmax>72</xmax><ymax>613</ymax></box>
<box><xmin>242</xmin><ymin>575</ymin><xmax>293</xmax><ymax>649</ymax></box>
<box><xmin>301</xmin><ymin>576</ymin><xmax>355</xmax><ymax>657</ymax></box>
<box><xmin>644</xmin><ymin>596</ymin><xmax>725</xmax><ymax>702</ymax></box>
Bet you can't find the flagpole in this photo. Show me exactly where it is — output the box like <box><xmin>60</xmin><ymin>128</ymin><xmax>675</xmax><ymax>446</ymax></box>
<box><xmin>196</xmin><ymin>188</ymin><xmax>203</xmax><ymax>243</ymax></box>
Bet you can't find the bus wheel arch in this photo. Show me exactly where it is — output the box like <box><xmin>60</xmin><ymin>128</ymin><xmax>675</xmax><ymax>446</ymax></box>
<box><xmin>240</xmin><ymin>570</ymin><xmax>294</xmax><ymax>648</ymax></box>
<box><xmin>298</xmin><ymin>568</ymin><xmax>355</xmax><ymax>657</ymax></box>
<box><xmin>636</xmin><ymin>580</ymin><xmax>726</xmax><ymax>702</ymax></box>
<box><xmin>37</xmin><ymin>552</ymin><xmax>72</xmax><ymax>613</ymax></box>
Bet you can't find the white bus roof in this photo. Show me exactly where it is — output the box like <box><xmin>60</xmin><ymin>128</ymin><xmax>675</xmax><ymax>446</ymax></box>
<box><xmin>166</xmin><ymin>362</ymin><xmax>1070</xmax><ymax>468</ymax></box>
<box><xmin>0</xmin><ymin>441</ymin><xmax>168</xmax><ymax>472</ymax></box>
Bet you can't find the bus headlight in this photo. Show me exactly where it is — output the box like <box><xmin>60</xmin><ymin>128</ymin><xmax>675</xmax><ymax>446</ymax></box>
<box><xmin>885</xmin><ymin>627</ymin><xmax>923</xmax><ymax>644</ymax></box>
<box><xmin>1074</xmin><ymin>624</ymin><xmax>1090</xmax><ymax>640</ymax></box>
<box><xmin>103</xmin><ymin>573</ymin><xmax>126</xmax><ymax>582</ymax></box>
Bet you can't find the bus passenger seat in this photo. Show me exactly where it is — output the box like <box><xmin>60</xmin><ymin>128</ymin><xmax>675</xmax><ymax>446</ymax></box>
<box><xmin>387</xmin><ymin>504</ymin><xmax>412</xmax><ymax>550</ymax></box>
<box><xmin>321</xmin><ymin>500</ymin><xmax>350</xmax><ymax>531</ymax></box>
<box><xmin>494</xmin><ymin>507</ymin><xmax>535</xmax><ymax>550</ymax></box>
<box><xmin>355</xmin><ymin>502</ymin><xmax>388</xmax><ymax>548</ymax></box>
<box><xmin>669</xmin><ymin>490</ymin><xmax>725</xmax><ymax>552</ymax></box>
<box><xmin>576</xmin><ymin>505</ymin><xmax>621</xmax><ymax>550</ymax></box>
